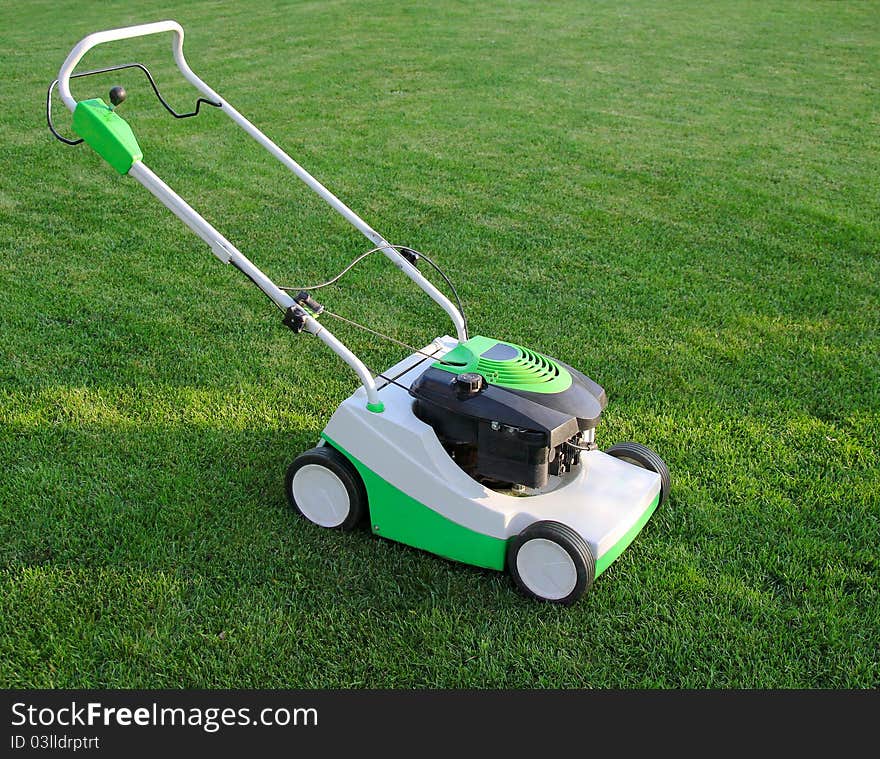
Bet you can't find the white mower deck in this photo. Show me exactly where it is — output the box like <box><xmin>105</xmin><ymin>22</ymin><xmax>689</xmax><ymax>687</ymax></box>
<box><xmin>322</xmin><ymin>338</ymin><xmax>661</xmax><ymax>575</ymax></box>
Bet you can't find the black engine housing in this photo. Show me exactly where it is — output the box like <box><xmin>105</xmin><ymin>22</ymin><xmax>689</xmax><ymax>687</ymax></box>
<box><xmin>409</xmin><ymin>359</ymin><xmax>607</xmax><ymax>489</ymax></box>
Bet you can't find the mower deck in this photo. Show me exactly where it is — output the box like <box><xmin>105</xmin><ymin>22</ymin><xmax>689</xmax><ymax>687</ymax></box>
<box><xmin>321</xmin><ymin>338</ymin><xmax>661</xmax><ymax>575</ymax></box>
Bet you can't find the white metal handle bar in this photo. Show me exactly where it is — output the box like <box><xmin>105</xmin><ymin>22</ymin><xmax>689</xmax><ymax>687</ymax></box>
<box><xmin>57</xmin><ymin>19</ymin><xmax>468</xmax><ymax>342</ymax></box>
<box><xmin>56</xmin><ymin>21</ymin><xmax>385</xmax><ymax>407</ymax></box>
<box><xmin>57</xmin><ymin>20</ymin><xmax>185</xmax><ymax>112</ymax></box>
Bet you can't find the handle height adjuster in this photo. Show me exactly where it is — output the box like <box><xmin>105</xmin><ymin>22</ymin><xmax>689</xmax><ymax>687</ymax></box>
<box><xmin>283</xmin><ymin>305</ymin><xmax>308</xmax><ymax>333</ymax></box>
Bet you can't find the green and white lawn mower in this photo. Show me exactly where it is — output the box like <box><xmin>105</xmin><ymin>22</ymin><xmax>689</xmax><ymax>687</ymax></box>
<box><xmin>50</xmin><ymin>21</ymin><xmax>670</xmax><ymax>604</ymax></box>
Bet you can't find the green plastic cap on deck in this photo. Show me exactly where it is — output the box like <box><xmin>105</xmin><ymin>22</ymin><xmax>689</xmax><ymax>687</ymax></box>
<box><xmin>72</xmin><ymin>99</ymin><xmax>143</xmax><ymax>175</ymax></box>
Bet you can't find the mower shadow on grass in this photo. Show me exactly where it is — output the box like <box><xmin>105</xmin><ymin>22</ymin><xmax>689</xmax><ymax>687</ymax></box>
<box><xmin>0</xmin><ymin>402</ymin><xmax>517</xmax><ymax>603</ymax></box>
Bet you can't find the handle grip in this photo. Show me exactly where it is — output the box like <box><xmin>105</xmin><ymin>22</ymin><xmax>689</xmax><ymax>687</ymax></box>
<box><xmin>56</xmin><ymin>20</ymin><xmax>221</xmax><ymax>113</ymax></box>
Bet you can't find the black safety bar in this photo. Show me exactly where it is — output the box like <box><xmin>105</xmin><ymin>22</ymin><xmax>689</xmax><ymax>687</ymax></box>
<box><xmin>47</xmin><ymin>61</ymin><xmax>221</xmax><ymax>145</ymax></box>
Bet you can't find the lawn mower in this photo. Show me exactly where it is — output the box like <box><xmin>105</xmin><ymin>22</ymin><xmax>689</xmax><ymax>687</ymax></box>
<box><xmin>49</xmin><ymin>20</ymin><xmax>669</xmax><ymax>603</ymax></box>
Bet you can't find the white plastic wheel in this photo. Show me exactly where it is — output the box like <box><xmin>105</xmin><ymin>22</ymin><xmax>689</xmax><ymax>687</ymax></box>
<box><xmin>291</xmin><ymin>463</ymin><xmax>352</xmax><ymax>528</ymax></box>
<box><xmin>514</xmin><ymin>537</ymin><xmax>579</xmax><ymax>601</ymax></box>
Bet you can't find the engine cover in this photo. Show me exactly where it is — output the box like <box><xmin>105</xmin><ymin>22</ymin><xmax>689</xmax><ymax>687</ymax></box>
<box><xmin>409</xmin><ymin>336</ymin><xmax>607</xmax><ymax>488</ymax></box>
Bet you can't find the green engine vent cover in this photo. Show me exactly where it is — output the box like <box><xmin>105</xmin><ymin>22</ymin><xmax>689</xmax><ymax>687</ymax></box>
<box><xmin>434</xmin><ymin>335</ymin><xmax>572</xmax><ymax>394</ymax></box>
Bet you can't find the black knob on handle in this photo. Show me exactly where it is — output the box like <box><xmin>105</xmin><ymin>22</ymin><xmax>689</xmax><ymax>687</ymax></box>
<box><xmin>109</xmin><ymin>86</ymin><xmax>127</xmax><ymax>108</ymax></box>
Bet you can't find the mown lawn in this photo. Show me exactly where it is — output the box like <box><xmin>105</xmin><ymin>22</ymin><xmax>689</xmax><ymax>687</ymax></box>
<box><xmin>1</xmin><ymin>0</ymin><xmax>877</xmax><ymax>687</ymax></box>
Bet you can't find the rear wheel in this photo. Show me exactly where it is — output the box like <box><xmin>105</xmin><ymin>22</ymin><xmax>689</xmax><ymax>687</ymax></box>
<box><xmin>605</xmin><ymin>441</ymin><xmax>670</xmax><ymax>506</ymax></box>
<box><xmin>508</xmin><ymin>521</ymin><xmax>595</xmax><ymax>604</ymax></box>
<box><xmin>285</xmin><ymin>446</ymin><xmax>366</xmax><ymax>531</ymax></box>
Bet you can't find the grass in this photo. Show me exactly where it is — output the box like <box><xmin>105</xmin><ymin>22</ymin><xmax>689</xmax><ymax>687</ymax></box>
<box><xmin>1</xmin><ymin>0</ymin><xmax>878</xmax><ymax>688</ymax></box>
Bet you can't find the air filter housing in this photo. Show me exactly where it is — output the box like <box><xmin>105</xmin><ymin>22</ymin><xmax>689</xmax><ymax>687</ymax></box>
<box><xmin>409</xmin><ymin>336</ymin><xmax>607</xmax><ymax>488</ymax></box>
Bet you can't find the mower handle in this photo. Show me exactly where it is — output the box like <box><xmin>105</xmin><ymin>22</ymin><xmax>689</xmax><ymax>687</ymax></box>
<box><xmin>57</xmin><ymin>20</ymin><xmax>222</xmax><ymax>113</ymax></box>
<box><xmin>56</xmin><ymin>20</ymin><xmax>468</xmax><ymax>345</ymax></box>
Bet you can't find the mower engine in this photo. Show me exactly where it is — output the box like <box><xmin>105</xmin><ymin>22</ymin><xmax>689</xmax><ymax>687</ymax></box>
<box><xmin>409</xmin><ymin>336</ymin><xmax>607</xmax><ymax>489</ymax></box>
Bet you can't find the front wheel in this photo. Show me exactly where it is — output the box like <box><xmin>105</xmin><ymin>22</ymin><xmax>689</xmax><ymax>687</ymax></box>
<box><xmin>285</xmin><ymin>446</ymin><xmax>367</xmax><ymax>531</ymax></box>
<box><xmin>605</xmin><ymin>441</ymin><xmax>670</xmax><ymax>506</ymax></box>
<box><xmin>507</xmin><ymin>521</ymin><xmax>595</xmax><ymax>604</ymax></box>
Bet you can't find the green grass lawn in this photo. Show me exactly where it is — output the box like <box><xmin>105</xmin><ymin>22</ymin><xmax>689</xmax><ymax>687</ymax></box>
<box><xmin>1</xmin><ymin>0</ymin><xmax>878</xmax><ymax>688</ymax></box>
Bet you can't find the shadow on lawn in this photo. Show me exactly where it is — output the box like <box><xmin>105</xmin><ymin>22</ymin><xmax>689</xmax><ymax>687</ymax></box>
<box><xmin>1</xmin><ymin>407</ymin><xmax>522</xmax><ymax>607</ymax></box>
